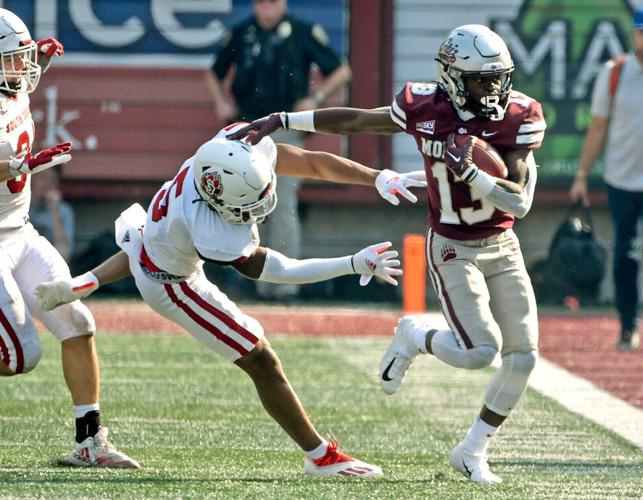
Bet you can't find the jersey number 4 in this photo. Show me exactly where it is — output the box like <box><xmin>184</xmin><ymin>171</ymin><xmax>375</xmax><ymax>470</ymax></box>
<box><xmin>433</xmin><ymin>162</ymin><xmax>496</xmax><ymax>225</ymax></box>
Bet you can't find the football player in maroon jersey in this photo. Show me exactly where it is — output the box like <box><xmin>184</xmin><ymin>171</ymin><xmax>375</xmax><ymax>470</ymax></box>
<box><xmin>230</xmin><ymin>24</ymin><xmax>547</xmax><ymax>484</ymax></box>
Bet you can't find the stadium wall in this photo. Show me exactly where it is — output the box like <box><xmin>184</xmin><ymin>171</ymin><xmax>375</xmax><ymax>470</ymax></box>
<box><xmin>12</xmin><ymin>0</ymin><xmax>643</xmax><ymax>304</ymax></box>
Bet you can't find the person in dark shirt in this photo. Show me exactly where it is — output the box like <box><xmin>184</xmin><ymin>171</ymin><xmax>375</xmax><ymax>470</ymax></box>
<box><xmin>206</xmin><ymin>0</ymin><xmax>351</xmax><ymax>301</ymax></box>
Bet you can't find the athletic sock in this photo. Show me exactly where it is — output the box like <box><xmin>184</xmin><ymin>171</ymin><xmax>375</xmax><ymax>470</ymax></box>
<box><xmin>305</xmin><ymin>439</ymin><xmax>329</xmax><ymax>460</ymax></box>
<box><xmin>461</xmin><ymin>416</ymin><xmax>499</xmax><ymax>455</ymax></box>
<box><xmin>412</xmin><ymin>327</ymin><xmax>430</xmax><ymax>354</ymax></box>
<box><xmin>74</xmin><ymin>404</ymin><xmax>101</xmax><ymax>443</ymax></box>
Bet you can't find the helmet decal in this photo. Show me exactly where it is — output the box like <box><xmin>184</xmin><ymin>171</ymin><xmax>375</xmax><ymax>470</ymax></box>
<box><xmin>438</xmin><ymin>38</ymin><xmax>457</xmax><ymax>64</ymax></box>
<box><xmin>201</xmin><ymin>170</ymin><xmax>223</xmax><ymax>199</ymax></box>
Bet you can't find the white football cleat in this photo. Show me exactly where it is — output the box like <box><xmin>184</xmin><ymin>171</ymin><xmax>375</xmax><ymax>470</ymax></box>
<box><xmin>66</xmin><ymin>427</ymin><xmax>140</xmax><ymax>469</ymax></box>
<box><xmin>304</xmin><ymin>441</ymin><xmax>382</xmax><ymax>477</ymax></box>
<box><xmin>379</xmin><ymin>316</ymin><xmax>427</xmax><ymax>394</ymax></box>
<box><xmin>449</xmin><ymin>445</ymin><xmax>502</xmax><ymax>484</ymax></box>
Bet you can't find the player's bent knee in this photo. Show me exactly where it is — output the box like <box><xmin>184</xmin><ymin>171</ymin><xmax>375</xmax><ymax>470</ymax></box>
<box><xmin>507</xmin><ymin>349</ymin><xmax>538</xmax><ymax>375</ymax></box>
<box><xmin>49</xmin><ymin>303</ymin><xmax>96</xmax><ymax>341</ymax></box>
<box><xmin>237</xmin><ymin>340</ymin><xmax>286</xmax><ymax>383</ymax></box>
<box><xmin>483</xmin><ymin>349</ymin><xmax>538</xmax><ymax>416</ymax></box>
<box><xmin>466</xmin><ymin>345</ymin><xmax>498</xmax><ymax>369</ymax></box>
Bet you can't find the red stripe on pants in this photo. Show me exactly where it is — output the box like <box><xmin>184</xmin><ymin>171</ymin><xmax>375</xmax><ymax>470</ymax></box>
<box><xmin>179</xmin><ymin>281</ymin><xmax>259</xmax><ymax>344</ymax></box>
<box><xmin>0</xmin><ymin>308</ymin><xmax>24</xmax><ymax>373</ymax></box>
<box><xmin>164</xmin><ymin>284</ymin><xmax>250</xmax><ymax>357</ymax></box>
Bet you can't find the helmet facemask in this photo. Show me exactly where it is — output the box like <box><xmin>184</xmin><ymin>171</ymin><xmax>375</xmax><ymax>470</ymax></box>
<box><xmin>0</xmin><ymin>9</ymin><xmax>41</xmax><ymax>94</ymax></box>
<box><xmin>0</xmin><ymin>42</ymin><xmax>41</xmax><ymax>94</ymax></box>
<box><xmin>437</xmin><ymin>25</ymin><xmax>514</xmax><ymax>120</ymax></box>
<box><xmin>205</xmin><ymin>169</ymin><xmax>278</xmax><ymax>224</ymax></box>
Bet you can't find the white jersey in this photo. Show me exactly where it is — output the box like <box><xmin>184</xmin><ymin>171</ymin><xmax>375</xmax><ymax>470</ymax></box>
<box><xmin>142</xmin><ymin>158</ymin><xmax>259</xmax><ymax>278</ymax></box>
<box><xmin>0</xmin><ymin>91</ymin><xmax>35</xmax><ymax>229</ymax></box>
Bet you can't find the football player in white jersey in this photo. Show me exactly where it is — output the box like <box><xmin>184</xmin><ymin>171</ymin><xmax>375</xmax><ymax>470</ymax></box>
<box><xmin>0</xmin><ymin>8</ymin><xmax>138</xmax><ymax>468</ymax></box>
<box><xmin>34</xmin><ymin>126</ymin><xmax>426</xmax><ymax>476</ymax></box>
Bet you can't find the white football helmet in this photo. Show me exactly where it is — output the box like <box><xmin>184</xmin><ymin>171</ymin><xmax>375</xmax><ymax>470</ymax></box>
<box><xmin>0</xmin><ymin>8</ymin><xmax>40</xmax><ymax>94</ymax></box>
<box><xmin>436</xmin><ymin>24</ymin><xmax>513</xmax><ymax>120</ymax></box>
<box><xmin>193</xmin><ymin>138</ymin><xmax>277</xmax><ymax>224</ymax></box>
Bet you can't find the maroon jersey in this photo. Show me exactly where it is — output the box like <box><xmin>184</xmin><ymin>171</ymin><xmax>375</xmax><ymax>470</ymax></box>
<box><xmin>390</xmin><ymin>82</ymin><xmax>546</xmax><ymax>240</ymax></box>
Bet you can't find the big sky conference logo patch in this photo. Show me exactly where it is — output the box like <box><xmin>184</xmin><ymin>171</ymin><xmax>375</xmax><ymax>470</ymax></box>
<box><xmin>491</xmin><ymin>0</ymin><xmax>635</xmax><ymax>177</ymax></box>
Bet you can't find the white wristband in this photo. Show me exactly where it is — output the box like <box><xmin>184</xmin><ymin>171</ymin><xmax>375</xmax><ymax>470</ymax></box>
<box><xmin>285</xmin><ymin>111</ymin><xmax>316</xmax><ymax>132</ymax></box>
<box><xmin>467</xmin><ymin>168</ymin><xmax>497</xmax><ymax>197</ymax></box>
<box><xmin>73</xmin><ymin>271</ymin><xmax>100</xmax><ymax>293</ymax></box>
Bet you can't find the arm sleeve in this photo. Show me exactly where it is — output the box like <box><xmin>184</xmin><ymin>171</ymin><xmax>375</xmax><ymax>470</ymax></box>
<box><xmin>306</xmin><ymin>23</ymin><xmax>342</xmax><ymax>76</ymax></box>
<box><xmin>258</xmin><ymin>248</ymin><xmax>354</xmax><ymax>284</ymax></box>
<box><xmin>482</xmin><ymin>152</ymin><xmax>537</xmax><ymax>219</ymax></box>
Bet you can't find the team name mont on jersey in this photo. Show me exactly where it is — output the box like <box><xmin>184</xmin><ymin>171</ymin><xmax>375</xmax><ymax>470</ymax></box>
<box><xmin>420</xmin><ymin>138</ymin><xmax>447</xmax><ymax>160</ymax></box>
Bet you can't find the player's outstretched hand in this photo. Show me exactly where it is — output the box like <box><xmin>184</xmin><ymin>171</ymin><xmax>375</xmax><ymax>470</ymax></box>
<box><xmin>226</xmin><ymin>113</ymin><xmax>285</xmax><ymax>145</ymax></box>
<box><xmin>9</xmin><ymin>142</ymin><xmax>72</xmax><ymax>177</ymax></box>
<box><xmin>37</xmin><ymin>38</ymin><xmax>64</xmax><ymax>58</ymax></box>
<box><xmin>352</xmin><ymin>241</ymin><xmax>402</xmax><ymax>287</ymax></box>
<box><xmin>444</xmin><ymin>133</ymin><xmax>476</xmax><ymax>181</ymax></box>
<box><xmin>36</xmin><ymin>273</ymin><xmax>99</xmax><ymax>311</ymax></box>
<box><xmin>36</xmin><ymin>38</ymin><xmax>64</xmax><ymax>72</ymax></box>
<box><xmin>376</xmin><ymin>169</ymin><xmax>427</xmax><ymax>205</ymax></box>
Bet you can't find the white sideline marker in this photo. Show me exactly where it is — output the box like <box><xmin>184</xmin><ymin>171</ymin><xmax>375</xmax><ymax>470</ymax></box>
<box><xmin>523</xmin><ymin>356</ymin><xmax>643</xmax><ymax>450</ymax></box>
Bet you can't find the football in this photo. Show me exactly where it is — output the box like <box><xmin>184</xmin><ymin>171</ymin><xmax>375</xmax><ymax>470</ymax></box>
<box><xmin>454</xmin><ymin>134</ymin><xmax>508</xmax><ymax>178</ymax></box>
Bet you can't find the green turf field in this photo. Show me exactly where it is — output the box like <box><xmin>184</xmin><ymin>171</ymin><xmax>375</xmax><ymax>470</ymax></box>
<box><xmin>0</xmin><ymin>333</ymin><xmax>641</xmax><ymax>499</ymax></box>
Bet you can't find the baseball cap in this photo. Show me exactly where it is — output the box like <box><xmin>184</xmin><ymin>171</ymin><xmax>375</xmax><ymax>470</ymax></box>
<box><xmin>635</xmin><ymin>9</ymin><xmax>643</xmax><ymax>29</ymax></box>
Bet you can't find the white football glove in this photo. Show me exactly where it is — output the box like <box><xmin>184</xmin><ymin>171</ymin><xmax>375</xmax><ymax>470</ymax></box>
<box><xmin>351</xmin><ymin>241</ymin><xmax>402</xmax><ymax>286</ymax></box>
<box><xmin>35</xmin><ymin>272</ymin><xmax>99</xmax><ymax>311</ymax></box>
<box><xmin>375</xmin><ymin>169</ymin><xmax>427</xmax><ymax>205</ymax></box>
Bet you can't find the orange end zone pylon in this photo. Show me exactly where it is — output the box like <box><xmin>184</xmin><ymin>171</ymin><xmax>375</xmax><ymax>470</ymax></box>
<box><xmin>403</xmin><ymin>234</ymin><xmax>426</xmax><ymax>313</ymax></box>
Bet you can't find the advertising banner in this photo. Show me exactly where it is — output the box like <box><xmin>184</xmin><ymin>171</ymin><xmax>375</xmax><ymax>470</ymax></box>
<box><xmin>492</xmin><ymin>0</ymin><xmax>635</xmax><ymax>180</ymax></box>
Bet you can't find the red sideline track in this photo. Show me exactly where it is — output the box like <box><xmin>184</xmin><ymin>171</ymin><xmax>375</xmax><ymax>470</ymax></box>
<box><xmin>43</xmin><ymin>301</ymin><xmax>643</xmax><ymax>409</ymax></box>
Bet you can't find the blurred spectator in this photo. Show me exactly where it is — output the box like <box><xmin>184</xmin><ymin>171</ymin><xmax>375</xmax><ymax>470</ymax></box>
<box><xmin>206</xmin><ymin>0</ymin><xmax>351</xmax><ymax>302</ymax></box>
<box><xmin>569</xmin><ymin>10</ymin><xmax>643</xmax><ymax>350</ymax></box>
<box><xmin>29</xmin><ymin>168</ymin><xmax>74</xmax><ymax>263</ymax></box>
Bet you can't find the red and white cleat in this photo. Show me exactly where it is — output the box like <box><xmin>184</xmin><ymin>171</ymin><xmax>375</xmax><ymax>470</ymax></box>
<box><xmin>66</xmin><ymin>427</ymin><xmax>140</xmax><ymax>469</ymax></box>
<box><xmin>304</xmin><ymin>441</ymin><xmax>382</xmax><ymax>477</ymax></box>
